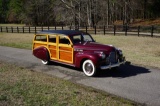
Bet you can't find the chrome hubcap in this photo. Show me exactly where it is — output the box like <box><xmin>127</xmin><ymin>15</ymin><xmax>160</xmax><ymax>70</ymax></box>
<box><xmin>85</xmin><ymin>63</ymin><xmax>93</xmax><ymax>74</ymax></box>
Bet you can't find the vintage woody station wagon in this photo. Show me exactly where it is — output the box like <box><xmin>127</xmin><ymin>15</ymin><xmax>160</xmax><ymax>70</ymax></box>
<box><xmin>32</xmin><ymin>30</ymin><xmax>125</xmax><ymax>77</ymax></box>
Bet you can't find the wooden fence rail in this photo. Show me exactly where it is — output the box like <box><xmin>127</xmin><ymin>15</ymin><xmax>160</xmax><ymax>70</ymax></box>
<box><xmin>0</xmin><ymin>25</ymin><xmax>160</xmax><ymax>37</ymax></box>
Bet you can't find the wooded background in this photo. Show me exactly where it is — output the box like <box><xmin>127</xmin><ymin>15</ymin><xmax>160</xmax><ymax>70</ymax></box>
<box><xmin>1</xmin><ymin>0</ymin><xmax>160</xmax><ymax>27</ymax></box>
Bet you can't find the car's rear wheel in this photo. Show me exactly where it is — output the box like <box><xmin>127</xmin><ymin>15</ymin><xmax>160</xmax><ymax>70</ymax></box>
<box><xmin>41</xmin><ymin>50</ymin><xmax>50</xmax><ymax>65</ymax></box>
<box><xmin>82</xmin><ymin>60</ymin><xmax>96</xmax><ymax>77</ymax></box>
<box><xmin>41</xmin><ymin>60</ymin><xmax>50</xmax><ymax>65</ymax></box>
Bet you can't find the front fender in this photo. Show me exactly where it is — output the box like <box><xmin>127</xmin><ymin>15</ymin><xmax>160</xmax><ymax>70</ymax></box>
<box><xmin>33</xmin><ymin>46</ymin><xmax>49</xmax><ymax>60</ymax></box>
<box><xmin>75</xmin><ymin>53</ymin><xmax>101</xmax><ymax>68</ymax></box>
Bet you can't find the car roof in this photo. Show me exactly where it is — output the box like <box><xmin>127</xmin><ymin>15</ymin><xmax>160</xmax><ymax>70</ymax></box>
<box><xmin>37</xmin><ymin>30</ymin><xmax>87</xmax><ymax>36</ymax></box>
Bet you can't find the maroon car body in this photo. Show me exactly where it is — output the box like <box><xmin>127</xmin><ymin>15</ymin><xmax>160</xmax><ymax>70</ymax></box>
<box><xmin>32</xmin><ymin>30</ymin><xmax>125</xmax><ymax>77</ymax></box>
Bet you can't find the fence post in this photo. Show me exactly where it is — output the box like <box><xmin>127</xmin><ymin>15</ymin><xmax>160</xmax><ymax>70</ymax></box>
<box><xmin>62</xmin><ymin>26</ymin><xmax>63</xmax><ymax>30</ymax></box>
<box><xmin>138</xmin><ymin>26</ymin><xmax>140</xmax><ymax>36</ymax></box>
<box><xmin>94</xmin><ymin>26</ymin><xmax>97</xmax><ymax>35</ymax></box>
<box><xmin>76</xmin><ymin>25</ymin><xmax>79</xmax><ymax>30</ymax></box>
<box><xmin>151</xmin><ymin>25</ymin><xmax>154</xmax><ymax>37</ymax></box>
<box><xmin>1</xmin><ymin>27</ymin><xmax>2</xmax><ymax>32</ymax></box>
<box><xmin>11</xmin><ymin>27</ymin><xmax>13</xmax><ymax>33</ymax></box>
<box><xmin>104</xmin><ymin>26</ymin><xmax>105</xmax><ymax>35</ymax></box>
<box><xmin>125</xmin><ymin>25</ymin><xmax>127</xmax><ymax>36</ymax></box>
<box><xmin>0</xmin><ymin>26</ymin><xmax>2</xmax><ymax>32</ymax></box>
<box><xmin>6</xmin><ymin>27</ymin><xmax>8</xmax><ymax>33</ymax></box>
<box><xmin>42</xmin><ymin>26</ymin><xmax>43</xmax><ymax>31</ymax></box>
<box><xmin>55</xmin><ymin>25</ymin><xmax>56</xmax><ymax>30</ymax></box>
<box><xmin>29</xmin><ymin>27</ymin><xmax>30</xmax><ymax>33</ymax></box>
<box><xmin>114</xmin><ymin>25</ymin><xmax>116</xmax><ymax>35</ymax></box>
<box><xmin>23</xmin><ymin>27</ymin><xmax>24</xmax><ymax>33</ymax></box>
<box><xmin>17</xmin><ymin>27</ymin><xmax>19</xmax><ymax>33</ymax></box>
<box><xmin>35</xmin><ymin>26</ymin><xmax>36</xmax><ymax>34</ymax></box>
<box><xmin>48</xmin><ymin>26</ymin><xmax>49</xmax><ymax>30</ymax></box>
<box><xmin>86</xmin><ymin>26</ymin><xmax>87</xmax><ymax>33</ymax></box>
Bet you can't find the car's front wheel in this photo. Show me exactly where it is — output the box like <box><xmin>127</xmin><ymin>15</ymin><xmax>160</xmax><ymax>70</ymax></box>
<box><xmin>82</xmin><ymin>60</ymin><xmax>96</xmax><ymax>77</ymax></box>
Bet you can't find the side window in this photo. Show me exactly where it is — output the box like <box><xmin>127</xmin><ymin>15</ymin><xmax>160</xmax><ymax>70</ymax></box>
<box><xmin>83</xmin><ymin>35</ymin><xmax>93</xmax><ymax>41</ymax></box>
<box><xmin>49</xmin><ymin>35</ymin><xmax>56</xmax><ymax>43</ymax></box>
<box><xmin>59</xmin><ymin>36</ymin><xmax>70</xmax><ymax>44</ymax></box>
<box><xmin>73</xmin><ymin>35</ymin><xmax>81</xmax><ymax>43</ymax></box>
<box><xmin>35</xmin><ymin>35</ymin><xmax>47</xmax><ymax>42</ymax></box>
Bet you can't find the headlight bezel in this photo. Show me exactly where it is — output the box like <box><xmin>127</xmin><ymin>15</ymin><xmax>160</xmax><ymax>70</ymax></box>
<box><xmin>100</xmin><ymin>52</ymin><xmax>106</xmax><ymax>59</ymax></box>
<box><xmin>94</xmin><ymin>51</ymin><xmax>106</xmax><ymax>59</ymax></box>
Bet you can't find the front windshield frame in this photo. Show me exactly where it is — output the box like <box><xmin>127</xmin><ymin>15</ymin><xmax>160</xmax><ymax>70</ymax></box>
<box><xmin>71</xmin><ymin>34</ymin><xmax>95</xmax><ymax>44</ymax></box>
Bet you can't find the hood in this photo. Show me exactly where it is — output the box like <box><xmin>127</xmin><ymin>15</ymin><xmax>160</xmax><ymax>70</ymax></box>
<box><xmin>74</xmin><ymin>42</ymin><xmax>116</xmax><ymax>53</ymax></box>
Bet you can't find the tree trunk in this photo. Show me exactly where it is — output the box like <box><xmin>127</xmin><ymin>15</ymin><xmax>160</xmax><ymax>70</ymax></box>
<box><xmin>87</xmin><ymin>0</ymin><xmax>92</xmax><ymax>27</ymax></box>
<box><xmin>106</xmin><ymin>0</ymin><xmax>109</xmax><ymax>28</ymax></box>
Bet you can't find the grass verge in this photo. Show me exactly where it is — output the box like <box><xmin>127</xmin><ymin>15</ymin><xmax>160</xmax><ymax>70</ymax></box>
<box><xmin>0</xmin><ymin>33</ymin><xmax>33</xmax><ymax>49</ymax></box>
<box><xmin>0</xmin><ymin>62</ymin><xmax>139</xmax><ymax>106</ymax></box>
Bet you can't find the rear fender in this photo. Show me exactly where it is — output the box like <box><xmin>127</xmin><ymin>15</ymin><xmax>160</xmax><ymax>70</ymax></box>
<box><xmin>33</xmin><ymin>46</ymin><xmax>49</xmax><ymax>60</ymax></box>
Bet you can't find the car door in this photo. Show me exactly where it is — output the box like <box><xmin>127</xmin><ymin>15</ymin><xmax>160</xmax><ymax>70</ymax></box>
<box><xmin>48</xmin><ymin>34</ymin><xmax>58</xmax><ymax>60</ymax></box>
<box><xmin>58</xmin><ymin>35</ymin><xmax>73</xmax><ymax>64</ymax></box>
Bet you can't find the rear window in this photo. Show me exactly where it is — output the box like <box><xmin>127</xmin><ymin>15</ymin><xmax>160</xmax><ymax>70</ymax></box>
<box><xmin>35</xmin><ymin>35</ymin><xmax>47</xmax><ymax>42</ymax></box>
<box><xmin>49</xmin><ymin>35</ymin><xmax>56</xmax><ymax>43</ymax></box>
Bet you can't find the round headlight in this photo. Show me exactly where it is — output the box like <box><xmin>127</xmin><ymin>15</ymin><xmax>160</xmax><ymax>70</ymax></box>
<box><xmin>100</xmin><ymin>52</ymin><xmax>106</xmax><ymax>59</ymax></box>
<box><xmin>117</xmin><ymin>48</ymin><xmax>123</xmax><ymax>55</ymax></box>
<box><xmin>119</xmin><ymin>50</ymin><xmax>123</xmax><ymax>55</ymax></box>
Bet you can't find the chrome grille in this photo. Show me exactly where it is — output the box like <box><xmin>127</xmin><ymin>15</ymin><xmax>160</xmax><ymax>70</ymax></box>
<box><xmin>109</xmin><ymin>52</ymin><xmax>117</xmax><ymax>63</ymax></box>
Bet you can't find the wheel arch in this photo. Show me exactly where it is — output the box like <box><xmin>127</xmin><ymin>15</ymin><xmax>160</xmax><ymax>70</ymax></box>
<box><xmin>80</xmin><ymin>58</ymin><xmax>89</xmax><ymax>69</ymax></box>
<box><xmin>33</xmin><ymin>46</ymin><xmax>50</xmax><ymax>61</ymax></box>
<box><xmin>75</xmin><ymin>53</ymin><xmax>100</xmax><ymax>68</ymax></box>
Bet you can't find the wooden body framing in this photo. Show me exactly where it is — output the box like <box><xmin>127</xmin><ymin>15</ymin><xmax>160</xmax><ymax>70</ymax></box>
<box><xmin>33</xmin><ymin>34</ymin><xmax>74</xmax><ymax>64</ymax></box>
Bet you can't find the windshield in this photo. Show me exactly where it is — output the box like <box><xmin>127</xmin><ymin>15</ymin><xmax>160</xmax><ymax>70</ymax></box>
<box><xmin>72</xmin><ymin>34</ymin><xmax>95</xmax><ymax>44</ymax></box>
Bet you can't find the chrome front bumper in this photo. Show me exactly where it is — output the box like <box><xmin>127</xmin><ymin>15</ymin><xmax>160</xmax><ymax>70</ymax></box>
<box><xmin>100</xmin><ymin>57</ymin><xmax>126</xmax><ymax>70</ymax></box>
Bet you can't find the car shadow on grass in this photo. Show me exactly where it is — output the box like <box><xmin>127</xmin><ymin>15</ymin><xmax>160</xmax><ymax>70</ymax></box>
<box><xmin>96</xmin><ymin>61</ymin><xmax>151</xmax><ymax>78</ymax></box>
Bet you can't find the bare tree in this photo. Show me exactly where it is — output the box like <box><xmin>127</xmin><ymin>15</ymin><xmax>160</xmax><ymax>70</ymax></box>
<box><xmin>3</xmin><ymin>0</ymin><xmax>160</xmax><ymax>26</ymax></box>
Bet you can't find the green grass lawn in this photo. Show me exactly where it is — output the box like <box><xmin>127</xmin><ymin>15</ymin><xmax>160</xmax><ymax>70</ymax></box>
<box><xmin>0</xmin><ymin>62</ymin><xmax>138</xmax><ymax>106</ymax></box>
<box><xmin>0</xmin><ymin>33</ymin><xmax>33</xmax><ymax>49</ymax></box>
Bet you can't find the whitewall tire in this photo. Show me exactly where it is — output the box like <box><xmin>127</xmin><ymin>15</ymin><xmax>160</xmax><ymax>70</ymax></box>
<box><xmin>82</xmin><ymin>60</ymin><xmax>96</xmax><ymax>77</ymax></box>
<box><xmin>41</xmin><ymin>60</ymin><xmax>49</xmax><ymax>65</ymax></box>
